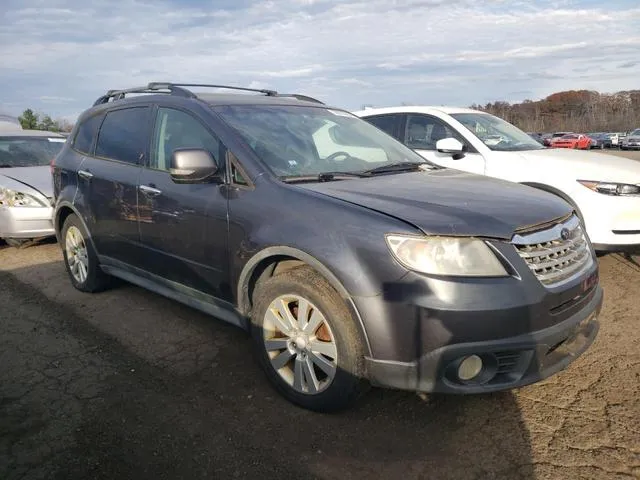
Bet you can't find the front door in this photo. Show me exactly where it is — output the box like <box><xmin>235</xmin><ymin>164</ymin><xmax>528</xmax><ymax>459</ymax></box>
<box><xmin>403</xmin><ymin>114</ymin><xmax>486</xmax><ymax>175</ymax></box>
<box><xmin>80</xmin><ymin>106</ymin><xmax>151</xmax><ymax>265</ymax></box>
<box><xmin>137</xmin><ymin>106</ymin><xmax>230</xmax><ymax>299</ymax></box>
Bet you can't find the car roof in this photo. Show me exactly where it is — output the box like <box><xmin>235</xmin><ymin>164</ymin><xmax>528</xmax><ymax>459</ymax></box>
<box><xmin>0</xmin><ymin>129</ymin><xmax>65</xmax><ymax>137</ymax></box>
<box><xmin>352</xmin><ymin>105</ymin><xmax>484</xmax><ymax>116</ymax></box>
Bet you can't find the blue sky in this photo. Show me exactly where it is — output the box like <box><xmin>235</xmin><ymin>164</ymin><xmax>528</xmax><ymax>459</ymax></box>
<box><xmin>1</xmin><ymin>0</ymin><xmax>639</xmax><ymax>122</ymax></box>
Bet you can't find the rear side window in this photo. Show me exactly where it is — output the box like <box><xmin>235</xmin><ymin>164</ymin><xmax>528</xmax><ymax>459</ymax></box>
<box><xmin>95</xmin><ymin>107</ymin><xmax>150</xmax><ymax>164</ymax></box>
<box><xmin>365</xmin><ymin>114</ymin><xmax>401</xmax><ymax>139</ymax></box>
<box><xmin>73</xmin><ymin>113</ymin><xmax>104</xmax><ymax>154</ymax></box>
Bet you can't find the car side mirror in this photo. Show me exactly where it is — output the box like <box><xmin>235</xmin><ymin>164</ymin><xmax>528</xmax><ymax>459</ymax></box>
<box><xmin>169</xmin><ymin>149</ymin><xmax>219</xmax><ymax>184</ymax></box>
<box><xmin>436</xmin><ymin>138</ymin><xmax>465</xmax><ymax>158</ymax></box>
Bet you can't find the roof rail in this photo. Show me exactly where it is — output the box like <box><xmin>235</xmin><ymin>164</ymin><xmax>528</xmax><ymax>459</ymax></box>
<box><xmin>92</xmin><ymin>83</ymin><xmax>195</xmax><ymax>106</ymax></box>
<box><xmin>92</xmin><ymin>82</ymin><xmax>323</xmax><ymax>107</ymax></box>
<box><xmin>276</xmin><ymin>93</ymin><xmax>325</xmax><ymax>104</ymax></box>
<box><xmin>148</xmin><ymin>82</ymin><xmax>279</xmax><ymax>96</ymax></box>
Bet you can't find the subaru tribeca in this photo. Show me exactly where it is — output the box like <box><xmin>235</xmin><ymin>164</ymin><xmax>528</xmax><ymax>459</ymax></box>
<box><xmin>52</xmin><ymin>83</ymin><xmax>602</xmax><ymax>412</ymax></box>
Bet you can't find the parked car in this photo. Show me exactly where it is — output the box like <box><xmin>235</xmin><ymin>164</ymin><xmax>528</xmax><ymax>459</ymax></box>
<box><xmin>527</xmin><ymin>132</ymin><xmax>545</xmax><ymax>145</ymax></box>
<box><xmin>587</xmin><ymin>133</ymin><xmax>611</xmax><ymax>149</ymax></box>
<box><xmin>550</xmin><ymin>134</ymin><xmax>592</xmax><ymax>150</ymax></box>
<box><xmin>355</xmin><ymin>106</ymin><xmax>640</xmax><ymax>254</ymax></box>
<box><xmin>620</xmin><ymin>128</ymin><xmax>640</xmax><ymax>150</ymax></box>
<box><xmin>0</xmin><ymin>129</ymin><xmax>66</xmax><ymax>247</ymax></box>
<box><xmin>52</xmin><ymin>82</ymin><xmax>602</xmax><ymax>412</ymax></box>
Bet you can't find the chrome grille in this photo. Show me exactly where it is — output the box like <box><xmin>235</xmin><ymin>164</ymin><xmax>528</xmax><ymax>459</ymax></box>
<box><xmin>512</xmin><ymin>215</ymin><xmax>592</xmax><ymax>286</ymax></box>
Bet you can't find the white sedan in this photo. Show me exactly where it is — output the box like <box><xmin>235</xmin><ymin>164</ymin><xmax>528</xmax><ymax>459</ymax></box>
<box><xmin>354</xmin><ymin>106</ymin><xmax>640</xmax><ymax>253</ymax></box>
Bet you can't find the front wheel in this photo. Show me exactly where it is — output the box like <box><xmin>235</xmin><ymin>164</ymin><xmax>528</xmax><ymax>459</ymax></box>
<box><xmin>251</xmin><ymin>266</ymin><xmax>369</xmax><ymax>412</ymax></box>
<box><xmin>61</xmin><ymin>214</ymin><xmax>112</xmax><ymax>292</ymax></box>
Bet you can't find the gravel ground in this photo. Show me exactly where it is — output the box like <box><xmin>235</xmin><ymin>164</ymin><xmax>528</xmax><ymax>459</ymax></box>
<box><xmin>1</xmin><ymin>149</ymin><xmax>639</xmax><ymax>479</ymax></box>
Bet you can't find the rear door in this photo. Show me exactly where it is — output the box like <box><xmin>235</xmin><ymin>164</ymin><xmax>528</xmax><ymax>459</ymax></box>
<box><xmin>136</xmin><ymin>106</ymin><xmax>230</xmax><ymax>298</ymax></box>
<box><xmin>400</xmin><ymin>114</ymin><xmax>486</xmax><ymax>174</ymax></box>
<box><xmin>79</xmin><ymin>106</ymin><xmax>151</xmax><ymax>265</ymax></box>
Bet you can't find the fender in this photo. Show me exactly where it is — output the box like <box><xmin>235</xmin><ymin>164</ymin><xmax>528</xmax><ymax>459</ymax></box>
<box><xmin>54</xmin><ymin>200</ymin><xmax>99</xmax><ymax>253</ymax></box>
<box><xmin>237</xmin><ymin>245</ymin><xmax>372</xmax><ymax>356</ymax></box>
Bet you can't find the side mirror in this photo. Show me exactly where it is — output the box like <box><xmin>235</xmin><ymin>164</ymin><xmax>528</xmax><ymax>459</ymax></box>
<box><xmin>436</xmin><ymin>137</ymin><xmax>464</xmax><ymax>155</ymax></box>
<box><xmin>169</xmin><ymin>149</ymin><xmax>218</xmax><ymax>184</ymax></box>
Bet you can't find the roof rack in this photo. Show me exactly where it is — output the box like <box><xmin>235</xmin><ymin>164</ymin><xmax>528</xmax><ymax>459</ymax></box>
<box><xmin>92</xmin><ymin>82</ymin><xmax>325</xmax><ymax>106</ymax></box>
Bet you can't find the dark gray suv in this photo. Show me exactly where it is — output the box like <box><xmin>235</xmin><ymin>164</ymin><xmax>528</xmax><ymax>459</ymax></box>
<box><xmin>52</xmin><ymin>83</ymin><xmax>602</xmax><ymax>411</ymax></box>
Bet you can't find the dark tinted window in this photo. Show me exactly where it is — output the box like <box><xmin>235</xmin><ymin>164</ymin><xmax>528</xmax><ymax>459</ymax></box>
<box><xmin>405</xmin><ymin>114</ymin><xmax>464</xmax><ymax>150</ymax></box>
<box><xmin>95</xmin><ymin>107</ymin><xmax>150</xmax><ymax>164</ymax></box>
<box><xmin>365</xmin><ymin>114</ymin><xmax>400</xmax><ymax>138</ymax></box>
<box><xmin>73</xmin><ymin>113</ymin><xmax>103</xmax><ymax>154</ymax></box>
<box><xmin>151</xmin><ymin>107</ymin><xmax>219</xmax><ymax>171</ymax></box>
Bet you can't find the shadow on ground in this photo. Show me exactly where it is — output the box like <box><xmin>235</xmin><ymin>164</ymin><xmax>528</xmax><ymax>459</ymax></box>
<box><xmin>1</xmin><ymin>259</ymin><xmax>535</xmax><ymax>480</ymax></box>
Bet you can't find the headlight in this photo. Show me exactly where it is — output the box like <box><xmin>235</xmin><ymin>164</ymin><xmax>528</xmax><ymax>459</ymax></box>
<box><xmin>0</xmin><ymin>187</ymin><xmax>47</xmax><ymax>207</ymax></box>
<box><xmin>385</xmin><ymin>235</ymin><xmax>509</xmax><ymax>277</ymax></box>
<box><xmin>578</xmin><ymin>180</ymin><xmax>640</xmax><ymax>196</ymax></box>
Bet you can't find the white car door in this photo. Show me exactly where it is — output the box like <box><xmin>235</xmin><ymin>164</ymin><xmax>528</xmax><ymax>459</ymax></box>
<box><xmin>402</xmin><ymin>113</ymin><xmax>486</xmax><ymax>175</ymax></box>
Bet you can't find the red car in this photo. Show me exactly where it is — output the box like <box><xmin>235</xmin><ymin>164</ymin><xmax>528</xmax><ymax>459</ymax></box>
<box><xmin>550</xmin><ymin>133</ymin><xmax>592</xmax><ymax>149</ymax></box>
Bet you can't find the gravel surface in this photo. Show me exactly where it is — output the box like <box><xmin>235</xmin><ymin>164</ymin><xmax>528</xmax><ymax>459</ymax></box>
<box><xmin>1</xmin><ymin>241</ymin><xmax>638</xmax><ymax>480</ymax></box>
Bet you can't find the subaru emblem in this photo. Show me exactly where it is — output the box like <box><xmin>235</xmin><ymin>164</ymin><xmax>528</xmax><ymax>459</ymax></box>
<box><xmin>560</xmin><ymin>228</ymin><xmax>570</xmax><ymax>240</ymax></box>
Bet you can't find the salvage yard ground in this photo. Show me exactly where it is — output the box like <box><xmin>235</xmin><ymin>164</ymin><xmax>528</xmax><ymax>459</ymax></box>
<box><xmin>1</xmin><ymin>150</ymin><xmax>640</xmax><ymax>480</ymax></box>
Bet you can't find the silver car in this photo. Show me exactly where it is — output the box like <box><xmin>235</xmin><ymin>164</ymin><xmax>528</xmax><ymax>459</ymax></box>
<box><xmin>0</xmin><ymin>130</ymin><xmax>66</xmax><ymax>247</ymax></box>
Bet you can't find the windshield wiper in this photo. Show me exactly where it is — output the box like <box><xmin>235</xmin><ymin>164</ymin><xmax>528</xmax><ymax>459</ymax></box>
<box><xmin>281</xmin><ymin>171</ymin><xmax>371</xmax><ymax>183</ymax></box>
<box><xmin>362</xmin><ymin>161</ymin><xmax>433</xmax><ymax>175</ymax></box>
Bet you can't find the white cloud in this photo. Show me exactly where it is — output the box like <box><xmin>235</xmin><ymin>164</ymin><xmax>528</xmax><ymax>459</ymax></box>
<box><xmin>0</xmin><ymin>0</ymin><xmax>639</xmax><ymax>120</ymax></box>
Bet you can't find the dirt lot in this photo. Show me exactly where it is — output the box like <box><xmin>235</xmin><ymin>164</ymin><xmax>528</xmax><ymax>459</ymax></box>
<box><xmin>1</xmin><ymin>149</ymin><xmax>639</xmax><ymax>480</ymax></box>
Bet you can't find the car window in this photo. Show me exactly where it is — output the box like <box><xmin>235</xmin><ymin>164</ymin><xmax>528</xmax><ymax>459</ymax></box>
<box><xmin>73</xmin><ymin>113</ymin><xmax>104</xmax><ymax>155</ymax></box>
<box><xmin>405</xmin><ymin>115</ymin><xmax>463</xmax><ymax>150</ymax></box>
<box><xmin>151</xmin><ymin>108</ymin><xmax>220</xmax><ymax>171</ymax></box>
<box><xmin>215</xmin><ymin>105</ymin><xmax>431</xmax><ymax>178</ymax></box>
<box><xmin>451</xmin><ymin>112</ymin><xmax>545</xmax><ymax>151</ymax></box>
<box><xmin>365</xmin><ymin>114</ymin><xmax>401</xmax><ymax>139</ymax></box>
<box><xmin>0</xmin><ymin>136</ymin><xmax>65</xmax><ymax>167</ymax></box>
<box><xmin>95</xmin><ymin>107</ymin><xmax>150</xmax><ymax>164</ymax></box>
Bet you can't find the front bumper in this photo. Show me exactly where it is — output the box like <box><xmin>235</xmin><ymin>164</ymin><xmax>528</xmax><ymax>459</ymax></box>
<box><xmin>0</xmin><ymin>206</ymin><xmax>55</xmax><ymax>239</ymax></box>
<box><xmin>365</xmin><ymin>285</ymin><xmax>602</xmax><ymax>394</ymax></box>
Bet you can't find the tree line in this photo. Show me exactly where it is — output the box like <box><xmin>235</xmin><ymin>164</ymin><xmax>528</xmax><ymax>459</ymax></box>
<box><xmin>18</xmin><ymin>109</ymin><xmax>74</xmax><ymax>132</ymax></box>
<box><xmin>470</xmin><ymin>89</ymin><xmax>640</xmax><ymax>134</ymax></box>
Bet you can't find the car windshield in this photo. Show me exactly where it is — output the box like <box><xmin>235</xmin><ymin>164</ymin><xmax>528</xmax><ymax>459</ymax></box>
<box><xmin>562</xmin><ymin>135</ymin><xmax>579</xmax><ymax>139</ymax></box>
<box><xmin>450</xmin><ymin>113</ymin><xmax>545</xmax><ymax>151</ymax></box>
<box><xmin>0</xmin><ymin>136</ymin><xmax>66</xmax><ymax>167</ymax></box>
<box><xmin>631</xmin><ymin>129</ymin><xmax>640</xmax><ymax>136</ymax></box>
<box><xmin>214</xmin><ymin>105</ymin><xmax>433</xmax><ymax>178</ymax></box>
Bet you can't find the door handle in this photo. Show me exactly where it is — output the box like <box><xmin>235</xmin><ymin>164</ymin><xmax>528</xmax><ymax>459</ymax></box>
<box><xmin>139</xmin><ymin>185</ymin><xmax>162</xmax><ymax>197</ymax></box>
<box><xmin>78</xmin><ymin>170</ymin><xmax>93</xmax><ymax>180</ymax></box>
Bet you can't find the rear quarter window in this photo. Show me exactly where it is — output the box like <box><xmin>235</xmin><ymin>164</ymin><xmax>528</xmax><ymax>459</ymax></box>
<box><xmin>95</xmin><ymin>107</ymin><xmax>150</xmax><ymax>164</ymax></box>
<box><xmin>72</xmin><ymin>113</ymin><xmax>104</xmax><ymax>155</ymax></box>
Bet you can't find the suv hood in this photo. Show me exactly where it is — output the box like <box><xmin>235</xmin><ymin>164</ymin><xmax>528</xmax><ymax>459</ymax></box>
<box><xmin>0</xmin><ymin>166</ymin><xmax>53</xmax><ymax>199</ymax></box>
<box><xmin>503</xmin><ymin>148</ymin><xmax>640</xmax><ymax>184</ymax></box>
<box><xmin>297</xmin><ymin>169</ymin><xmax>572</xmax><ymax>240</ymax></box>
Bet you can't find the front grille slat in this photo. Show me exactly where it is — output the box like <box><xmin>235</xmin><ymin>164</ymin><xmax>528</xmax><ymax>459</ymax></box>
<box><xmin>512</xmin><ymin>215</ymin><xmax>592</xmax><ymax>287</ymax></box>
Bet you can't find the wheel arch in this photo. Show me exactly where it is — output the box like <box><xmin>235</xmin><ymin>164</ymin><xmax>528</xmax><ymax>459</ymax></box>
<box><xmin>237</xmin><ymin>246</ymin><xmax>372</xmax><ymax>355</ymax></box>
<box><xmin>54</xmin><ymin>202</ymin><xmax>98</xmax><ymax>251</ymax></box>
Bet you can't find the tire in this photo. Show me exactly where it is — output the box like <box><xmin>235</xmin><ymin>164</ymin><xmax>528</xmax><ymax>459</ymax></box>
<box><xmin>61</xmin><ymin>214</ymin><xmax>112</xmax><ymax>293</ymax></box>
<box><xmin>250</xmin><ymin>265</ymin><xmax>369</xmax><ymax>412</ymax></box>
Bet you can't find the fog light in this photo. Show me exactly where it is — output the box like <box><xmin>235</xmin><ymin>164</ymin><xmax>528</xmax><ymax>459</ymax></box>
<box><xmin>458</xmin><ymin>355</ymin><xmax>483</xmax><ymax>381</ymax></box>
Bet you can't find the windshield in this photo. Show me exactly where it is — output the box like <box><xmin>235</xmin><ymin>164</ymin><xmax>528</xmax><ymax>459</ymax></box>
<box><xmin>0</xmin><ymin>136</ymin><xmax>65</xmax><ymax>167</ymax></box>
<box><xmin>214</xmin><ymin>105</ymin><xmax>432</xmax><ymax>178</ymax></box>
<box><xmin>450</xmin><ymin>113</ymin><xmax>545</xmax><ymax>151</ymax></box>
<box><xmin>631</xmin><ymin>129</ymin><xmax>640</xmax><ymax>136</ymax></box>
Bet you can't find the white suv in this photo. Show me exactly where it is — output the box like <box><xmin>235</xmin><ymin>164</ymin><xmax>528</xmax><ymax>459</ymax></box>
<box><xmin>354</xmin><ymin>106</ymin><xmax>640</xmax><ymax>253</ymax></box>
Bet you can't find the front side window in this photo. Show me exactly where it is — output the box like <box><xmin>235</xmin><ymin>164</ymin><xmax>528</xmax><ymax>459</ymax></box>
<box><xmin>451</xmin><ymin>113</ymin><xmax>545</xmax><ymax>152</ymax></box>
<box><xmin>95</xmin><ymin>107</ymin><xmax>150</xmax><ymax>164</ymax></box>
<box><xmin>405</xmin><ymin>115</ymin><xmax>464</xmax><ymax>150</ymax></box>
<box><xmin>215</xmin><ymin>105</ymin><xmax>431</xmax><ymax>178</ymax></box>
<box><xmin>151</xmin><ymin>108</ymin><xmax>220</xmax><ymax>171</ymax></box>
<box><xmin>0</xmin><ymin>136</ymin><xmax>66</xmax><ymax>167</ymax></box>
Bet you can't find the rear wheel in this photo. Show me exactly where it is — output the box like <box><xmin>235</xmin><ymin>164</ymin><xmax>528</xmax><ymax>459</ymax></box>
<box><xmin>251</xmin><ymin>266</ymin><xmax>369</xmax><ymax>412</ymax></box>
<box><xmin>61</xmin><ymin>214</ymin><xmax>112</xmax><ymax>292</ymax></box>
